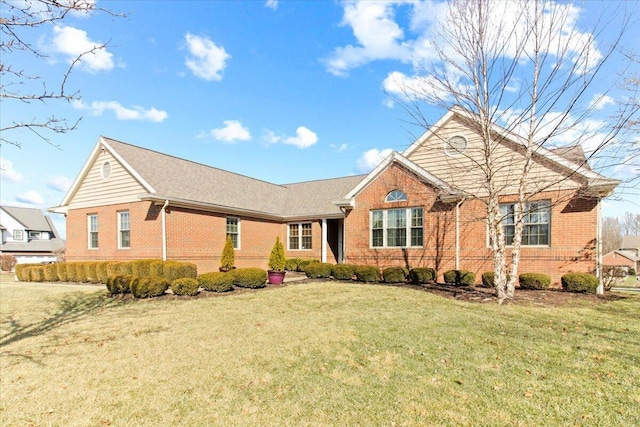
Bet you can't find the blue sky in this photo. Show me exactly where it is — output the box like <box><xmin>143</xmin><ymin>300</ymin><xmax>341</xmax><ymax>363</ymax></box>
<box><xmin>1</xmin><ymin>0</ymin><xmax>638</xmax><ymax>239</ymax></box>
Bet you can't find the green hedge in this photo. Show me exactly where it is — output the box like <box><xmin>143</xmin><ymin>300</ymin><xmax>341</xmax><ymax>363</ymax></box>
<box><xmin>443</xmin><ymin>270</ymin><xmax>476</xmax><ymax>286</ymax></box>
<box><xmin>171</xmin><ymin>278</ymin><xmax>200</xmax><ymax>296</ymax></box>
<box><xmin>355</xmin><ymin>265</ymin><xmax>380</xmax><ymax>283</ymax></box>
<box><xmin>305</xmin><ymin>262</ymin><xmax>333</xmax><ymax>279</ymax></box>
<box><xmin>130</xmin><ymin>276</ymin><xmax>169</xmax><ymax>298</ymax></box>
<box><xmin>96</xmin><ymin>262</ymin><xmax>110</xmax><ymax>284</ymax></box>
<box><xmin>297</xmin><ymin>259</ymin><xmax>320</xmax><ymax>272</ymax></box>
<box><xmin>519</xmin><ymin>273</ymin><xmax>551</xmax><ymax>290</ymax></box>
<box><xmin>481</xmin><ymin>272</ymin><xmax>494</xmax><ymax>288</ymax></box>
<box><xmin>132</xmin><ymin>259</ymin><xmax>160</xmax><ymax>277</ymax></box>
<box><xmin>331</xmin><ymin>264</ymin><xmax>356</xmax><ymax>280</ymax></box>
<box><xmin>232</xmin><ymin>268</ymin><xmax>267</xmax><ymax>289</ymax></box>
<box><xmin>30</xmin><ymin>267</ymin><xmax>45</xmax><ymax>282</ymax></box>
<box><xmin>285</xmin><ymin>258</ymin><xmax>301</xmax><ymax>271</ymax></box>
<box><xmin>382</xmin><ymin>267</ymin><xmax>407</xmax><ymax>283</ymax></box>
<box><xmin>408</xmin><ymin>268</ymin><xmax>436</xmax><ymax>284</ymax></box>
<box><xmin>561</xmin><ymin>273</ymin><xmax>599</xmax><ymax>293</ymax></box>
<box><xmin>198</xmin><ymin>272</ymin><xmax>234</xmax><ymax>292</ymax></box>
<box><xmin>106</xmin><ymin>275</ymin><xmax>133</xmax><ymax>294</ymax></box>
<box><xmin>56</xmin><ymin>263</ymin><xmax>68</xmax><ymax>282</ymax></box>
<box><xmin>163</xmin><ymin>261</ymin><xmax>197</xmax><ymax>282</ymax></box>
<box><xmin>84</xmin><ymin>262</ymin><xmax>99</xmax><ymax>283</ymax></box>
<box><xmin>43</xmin><ymin>264</ymin><xmax>58</xmax><ymax>282</ymax></box>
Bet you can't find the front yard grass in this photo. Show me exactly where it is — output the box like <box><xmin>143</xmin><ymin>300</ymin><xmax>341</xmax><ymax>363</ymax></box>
<box><xmin>1</xmin><ymin>279</ymin><xmax>639</xmax><ymax>426</ymax></box>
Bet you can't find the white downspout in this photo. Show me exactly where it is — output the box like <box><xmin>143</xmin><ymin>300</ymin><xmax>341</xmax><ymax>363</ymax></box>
<box><xmin>161</xmin><ymin>200</ymin><xmax>169</xmax><ymax>261</ymax></box>
<box><xmin>596</xmin><ymin>196</ymin><xmax>603</xmax><ymax>294</ymax></box>
<box><xmin>321</xmin><ymin>218</ymin><xmax>327</xmax><ymax>263</ymax></box>
<box><xmin>455</xmin><ymin>198</ymin><xmax>465</xmax><ymax>270</ymax></box>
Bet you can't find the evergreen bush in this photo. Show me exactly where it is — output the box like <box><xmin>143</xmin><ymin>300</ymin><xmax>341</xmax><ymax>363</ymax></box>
<box><xmin>481</xmin><ymin>272</ymin><xmax>494</xmax><ymax>288</ymax></box>
<box><xmin>132</xmin><ymin>259</ymin><xmax>157</xmax><ymax>277</ymax></box>
<box><xmin>43</xmin><ymin>264</ymin><xmax>58</xmax><ymax>282</ymax></box>
<box><xmin>443</xmin><ymin>270</ymin><xmax>476</xmax><ymax>286</ymax></box>
<box><xmin>96</xmin><ymin>262</ymin><xmax>110</xmax><ymax>284</ymax></box>
<box><xmin>56</xmin><ymin>262</ymin><xmax>68</xmax><ymax>282</ymax></box>
<box><xmin>355</xmin><ymin>265</ymin><xmax>380</xmax><ymax>283</ymax></box>
<box><xmin>220</xmin><ymin>236</ymin><xmax>235</xmax><ymax>271</ymax></box>
<box><xmin>106</xmin><ymin>274</ymin><xmax>133</xmax><ymax>294</ymax></box>
<box><xmin>305</xmin><ymin>262</ymin><xmax>333</xmax><ymax>278</ymax></box>
<box><xmin>285</xmin><ymin>258</ymin><xmax>301</xmax><ymax>271</ymax></box>
<box><xmin>131</xmin><ymin>276</ymin><xmax>169</xmax><ymax>298</ymax></box>
<box><xmin>331</xmin><ymin>264</ymin><xmax>356</xmax><ymax>280</ymax></box>
<box><xmin>163</xmin><ymin>261</ymin><xmax>197</xmax><ymax>282</ymax></box>
<box><xmin>382</xmin><ymin>267</ymin><xmax>407</xmax><ymax>283</ymax></box>
<box><xmin>561</xmin><ymin>273</ymin><xmax>599</xmax><ymax>293</ymax></box>
<box><xmin>171</xmin><ymin>278</ymin><xmax>200</xmax><ymax>296</ymax></box>
<box><xmin>408</xmin><ymin>268</ymin><xmax>436</xmax><ymax>284</ymax></box>
<box><xmin>149</xmin><ymin>260</ymin><xmax>165</xmax><ymax>277</ymax></box>
<box><xmin>15</xmin><ymin>264</ymin><xmax>33</xmax><ymax>281</ymax></box>
<box><xmin>85</xmin><ymin>262</ymin><xmax>99</xmax><ymax>283</ymax></box>
<box><xmin>31</xmin><ymin>267</ymin><xmax>45</xmax><ymax>282</ymax></box>
<box><xmin>198</xmin><ymin>272</ymin><xmax>234</xmax><ymax>292</ymax></box>
<box><xmin>268</xmin><ymin>237</ymin><xmax>286</xmax><ymax>271</ymax></box>
<box><xmin>519</xmin><ymin>273</ymin><xmax>551</xmax><ymax>290</ymax></box>
<box><xmin>297</xmin><ymin>259</ymin><xmax>320</xmax><ymax>272</ymax></box>
<box><xmin>233</xmin><ymin>268</ymin><xmax>267</xmax><ymax>288</ymax></box>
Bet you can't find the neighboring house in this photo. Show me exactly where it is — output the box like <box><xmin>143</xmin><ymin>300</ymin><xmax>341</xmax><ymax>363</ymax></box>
<box><xmin>50</xmin><ymin>107</ymin><xmax>619</xmax><ymax>285</ymax></box>
<box><xmin>0</xmin><ymin>206</ymin><xmax>65</xmax><ymax>264</ymax></box>
<box><xmin>603</xmin><ymin>236</ymin><xmax>640</xmax><ymax>273</ymax></box>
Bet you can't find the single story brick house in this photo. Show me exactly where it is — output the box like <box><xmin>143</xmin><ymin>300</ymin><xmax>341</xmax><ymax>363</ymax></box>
<box><xmin>603</xmin><ymin>236</ymin><xmax>640</xmax><ymax>273</ymax></box>
<box><xmin>50</xmin><ymin>107</ymin><xmax>619</xmax><ymax>284</ymax></box>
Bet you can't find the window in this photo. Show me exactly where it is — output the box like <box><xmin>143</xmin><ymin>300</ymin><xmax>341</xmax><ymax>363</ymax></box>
<box><xmin>500</xmin><ymin>201</ymin><xmax>550</xmax><ymax>246</ymax></box>
<box><xmin>226</xmin><ymin>217</ymin><xmax>240</xmax><ymax>249</ymax></box>
<box><xmin>444</xmin><ymin>135</ymin><xmax>468</xmax><ymax>156</ymax></box>
<box><xmin>13</xmin><ymin>230</ymin><xmax>24</xmax><ymax>240</ymax></box>
<box><xmin>385</xmin><ymin>190</ymin><xmax>407</xmax><ymax>202</ymax></box>
<box><xmin>118</xmin><ymin>211</ymin><xmax>130</xmax><ymax>249</ymax></box>
<box><xmin>101</xmin><ymin>161</ymin><xmax>112</xmax><ymax>180</ymax></box>
<box><xmin>29</xmin><ymin>231</ymin><xmax>42</xmax><ymax>239</ymax></box>
<box><xmin>88</xmin><ymin>215</ymin><xmax>98</xmax><ymax>249</ymax></box>
<box><xmin>289</xmin><ymin>223</ymin><xmax>312</xmax><ymax>250</ymax></box>
<box><xmin>371</xmin><ymin>208</ymin><xmax>423</xmax><ymax>248</ymax></box>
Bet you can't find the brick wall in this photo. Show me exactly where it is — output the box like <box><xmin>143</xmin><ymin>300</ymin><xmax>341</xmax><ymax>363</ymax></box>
<box><xmin>345</xmin><ymin>163</ymin><xmax>599</xmax><ymax>286</ymax></box>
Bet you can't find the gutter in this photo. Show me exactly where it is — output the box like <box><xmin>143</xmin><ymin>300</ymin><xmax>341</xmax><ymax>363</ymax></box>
<box><xmin>161</xmin><ymin>199</ymin><xmax>169</xmax><ymax>261</ymax></box>
<box><xmin>455</xmin><ymin>198</ymin><xmax>466</xmax><ymax>270</ymax></box>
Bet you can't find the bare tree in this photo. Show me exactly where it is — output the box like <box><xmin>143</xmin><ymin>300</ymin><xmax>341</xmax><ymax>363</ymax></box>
<box><xmin>620</xmin><ymin>211</ymin><xmax>640</xmax><ymax>236</ymax></box>
<box><xmin>0</xmin><ymin>0</ymin><xmax>124</xmax><ymax>147</ymax></box>
<box><xmin>389</xmin><ymin>0</ymin><xmax>637</xmax><ymax>301</ymax></box>
<box><xmin>602</xmin><ymin>216</ymin><xmax>623</xmax><ymax>254</ymax></box>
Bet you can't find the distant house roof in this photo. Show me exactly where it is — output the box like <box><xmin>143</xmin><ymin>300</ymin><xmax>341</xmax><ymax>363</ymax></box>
<box><xmin>620</xmin><ymin>235</ymin><xmax>640</xmax><ymax>251</ymax></box>
<box><xmin>57</xmin><ymin>137</ymin><xmax>366</xmax><ymax>220</ymax></box>
<box><xmin>0</xmin><ymin>206</ymin><xmax>65</xmax><ymax>254</ymax></box>
<box><xmin>2</xmin><ymin>206</ymin><xmax>54</xmax><ymax>232</ymax></box>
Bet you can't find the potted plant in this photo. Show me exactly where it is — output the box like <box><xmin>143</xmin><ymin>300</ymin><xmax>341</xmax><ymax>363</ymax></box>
<box><xmin>219</xmin><ymin>235</ymin><xmax>235</xmax><ymax>272</ymax></box>
<box><xmin>267</xmin><ymin>237</ymin><xmax>286</xmax><ymax>284</ymax></box>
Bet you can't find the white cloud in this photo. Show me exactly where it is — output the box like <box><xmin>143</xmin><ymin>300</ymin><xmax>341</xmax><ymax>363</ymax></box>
<box><xmin>47</xmin><ymin>175</ymin><xmax>73</xmax><ymax>192</ymax></box>
<box><xmin>0</xmin><ymin>157</ymin><xmax>24</xmax><ymax>183</ymax></box>
<box><xmin>264</xmin><ymin>127</ymin><xmax>319</xmax><ymax>149</ymax></box>
<box><xmin>589</xmin><ymin>94</ymin><xmax>614</xmax><ymax>110</ymax></box>
<box><xmin>16</xmin><ymin>190</ymin><xmax>44</xmax><ymax>206</ymax></box>
<box><xmin>209</xmin><ymin>120</ymin><xmax>251</xmax><ymax>143</ymax></box>
<box><xmin>265</xmin><ymin>0</ymin><xmax>278</xmax><ymax>10</ymax></box>
<box><xmin>330</xmin><ymin>143</ymin><xmax>349</xmax><ymax>153</ymax></box>
<box><xmin>77</xmin><ymin>100</ymin><xmax>168</xmax><ymax>122</ymax></box>
<box><xmin>284</xmin><ymin>126</ymin><xmax>319</xmax><ymax>148</ymax></box>
<box><xmin>323</xmin><ymin>1</ymin><xmax>411</xmax><ymax>76</ymax></box>
<box><xmin>356</xmin><ymin>148</ymin><xmax>393</xmax><ymax>173</ymax></box>
<box><xmin>52</xmin><ymin>25</ymin><xmax>114</xmax><ymax>72</ymax></box>
<box><xmin>184</xmin><ymin>33</ymin><xmax>230</xmax><ymax>81</ymax></box>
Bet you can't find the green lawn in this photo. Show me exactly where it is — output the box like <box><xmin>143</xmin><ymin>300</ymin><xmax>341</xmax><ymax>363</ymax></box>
<box><xmin>1</xmin><ymin>279</ymin><xmax>639</xmax><ymax>426</ymax></box>
<box><xmin>621</xmin><ymin>274</ymin><xmax>639</xmax><ymax>288</ymax></box>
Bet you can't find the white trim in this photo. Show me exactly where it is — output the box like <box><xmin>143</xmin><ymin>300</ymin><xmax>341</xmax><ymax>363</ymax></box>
<box><xmin>321</xmin><ymin>219</ymin><xmax>327</xmax><ymax>263</ymax></box>
<box><xmin>161</xmin><ymin>200</ymin><xmax>169</xmax><ymax>261</ymax></box>
<box><xmin>87</xmin><ymin>214</ymin><xmax>99</xmax><ymax>250</ymax></box>
<box><xmin>370</xmin><ymin>207</ymin><xmax>424</xmax><ymax>249</ymax></box>
<box><xmin>226</xmin><ymin>216</ymin><xmax>241</xmax><ymax>250</ymax></box>
<box><xmin>117</xmin><ymin>210</ymin><xmax>131</xmax><ymax>249</ymax></box>
<box><xmin>287</xmin><ymin>222</ymin><xmax>313</xmax><ymax>251</ymax></box>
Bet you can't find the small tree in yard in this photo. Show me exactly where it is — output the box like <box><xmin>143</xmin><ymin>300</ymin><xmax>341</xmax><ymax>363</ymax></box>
<box><xmin>268</xmin><ymin>237</ymin><xmax>286</xmax><ymax>272</ymax></box>
<box><xmin>220</xmin><ymin>236</ymin><xmax>235</xmax><ymax>271</ymax></box>
<box><xmin>387</xmin><ymin>0</ymin><xmax>637</xmax><ymax>302</ymax></box>
<box><xmin>602</xmin><ymin>266</ymin><xmax>627</xmax><ymax>291</ymax></box>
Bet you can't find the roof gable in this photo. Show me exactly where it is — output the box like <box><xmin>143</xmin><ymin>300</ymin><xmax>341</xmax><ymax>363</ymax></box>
<box><xmin>1</xmin><ymin>206</ymin><xmax>52</xmax><ymax>231</ymax></box>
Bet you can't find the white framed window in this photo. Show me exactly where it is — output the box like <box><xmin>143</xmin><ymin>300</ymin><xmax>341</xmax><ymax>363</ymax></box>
<box><xmin>13</xmin><ymin>229</ymin><xmax>24</xmax><ymax>241</ymax></box>
<box><xmin>500</xmin><ymin>201</ymin><xmax>550</xmax><ymax>246</ymax></box>
<box><xmin>88</xmin><ymin>214</ymin><xmax>98</xmax><ymax>249</ymax></box>
<box><xmin>29</xmin><ymin>231</ymin><xmax>42</xmax><ymax>239</ymax></box>
<box><xmin>288</xmin><ymin>223</ymin><xmax>312</xmax><ymax>250</ymax></box>
<box><xmin>118</xmin><ymin>211</ymin><xmax>130</xmax><ymax>249</ymax></box>
<box><xmin>226</xmin><ymin>217</ymin><xmax>240</xmax><ymax>250</ymax></box>
<box><xmin>371</xmin><ymin>207</ymin><xmax>423</xmax><ymax>248</ymax></box>
<box><xmin>101</xmin><ymin>161</ymin><xmax>112</xmax><ymax>180</ymax></box>
<box><xmin>385</xmin><ymin>190</ymin><xmax>408</xmax><ymax>202</ymax></box>
<box><xmin>444</xmin><ymin>135</ymin><xmax>468</xmax><ymax>156</ymax></box>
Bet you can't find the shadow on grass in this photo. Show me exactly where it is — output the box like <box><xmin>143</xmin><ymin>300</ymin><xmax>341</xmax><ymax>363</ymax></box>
<box><xmin>0</xmin><ymin>291</ymin><xmax>122</xmax><ymax>348</ymax></box>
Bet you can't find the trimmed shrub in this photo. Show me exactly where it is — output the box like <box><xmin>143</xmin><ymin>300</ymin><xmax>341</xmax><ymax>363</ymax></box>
<box><xmin>21</xmin><ymin>267</ymin><xmax>33</xmax><ymax>281</ymax></box>
<box><xmin>15</xmin><ymin>264</ymin><xmax>32</xmax><ymax>281</ymax></box>
<box><xmin>285</xmin><ymin>258</ymin><xmax>301</xmax><ymax>271</ymax></box>
<box><xmin>629</xmin><ymin>268</ymin><xmax>636</xmax><ymax>276</ymax></box>
<box><xmin>149</xmin><ymin>260</ymin><xmax>165</xmax><ymax>277</ymax></box>
<box><xmin>43</xmin><ymin>264</ymin><xmax>58</xmax><ymax>282</ymax></box>
<box><xmin>56</xmin><ymin>262</ymin><xmax>68</xmax><ymax>282</ymax></box>
<box><xmin>355</xmin><ymin>265</ymin><xmax>380</xmax><ymax>283</ymax></box>
<box><xmin>1</xmin><ymin>254</ymin><xmax>17</xmax><ymax>272</ymax></box>
<box><xmin>233</xmin><ymin>268</ymin><xmax>267</xmax><ymax>289</ymax></box>
<box><xmin>30</xmin><ymin>267</ymin><xmax>45</xmax><ymax>282</ymax></box>
<box><xmin>481</xmin><ymin>272</ymin><xmax>494</xmax><ymax>288</ymax></box>
<box><xmin>132</xmin><ymin>259</ymin><xmax>157</xmax><ymax>277</ymax></box>
<box><xmin>408</xmin><ymin>267</ymin><xmax>436</xmax><ymax>284</ymax></box>
<box><xmin>96</xmin><ymin>262</ymin><xmax>110</xmax><ymax>284</ymax></box>
<box><xmin>75</xmin><ymin>262</ymin><xmax>89</xmax><ymax>282</ymax></box>
<box><xmin>443</xmin><ymin>270</ymin><xmax>476</xmax><ymax>286</ymax></box>
<box><xmin>332</xmin><ymin>264</ymin><xmax>356</xmax><ymax>280</ymax></box>
<box><xmin>305</xmin><ymin>262</ymin><xmax>333</xmax><ymax>279</ymax></box>
<box><xmin>163</xmin><ymin>261</ymin><xmax>197</xmax><ymax>282</ymax></box>
<box><xmin>268</xmin><ymin>237</ymin><xmax>286</xmax><ymax>272</ymax></box>
<box><xmin>198</xmin><ymin>272</ymin><xmax>234</xmax><ymax>292</ymax></box>
<box><xmin>220</xmin><ymin>236</ymin><xmax>235</xmax><ymax>270</ymax></box>
<box><xmin>519</xmin><ymin>273</ymin><xmax>551</xmax><ymax>290</ymax></box>
<box><xmin>66</xmin><ymin>262</ymin><xmax>79</xmax><ymax>282</ymax></box>
<box><xmin>171</xmin><ymin>278</ymin><xmax>200</xmax><ymax>296</ymax></box>
<box><xmin>106</xmin><ymin>274</ymin><xmax>133</xmax><ymax>294</ymax></box>
<box><xmin>298</xmin><ymin>259</ymin><xmax>320</xmax><ymax>272</ymax></box>
<box><xmin>561</xmin><ymin>273</ymin><xmax>599</xmax><ymax>293</ymax></box>
<box><xmin>131</xmin><ymin>276</ymin><xmax>169</xmax><ymax>299</ymax></box>
<box><xmin>107</xmin><ymin>262</ymin><xmax>133</xmax><ymax>276</ymax></box>
<box><xmin>84</xmin><ymin>262</ymin><xmax>99</xmax><ymax>283</ymax></box>
<box><xmin>382</xmin><ymin>267</ymin><xmax>407</xmax><ymax>283</ymax></box>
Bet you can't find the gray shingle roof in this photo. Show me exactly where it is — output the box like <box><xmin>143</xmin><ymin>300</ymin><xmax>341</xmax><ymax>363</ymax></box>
<box><xmin>620</xmin><ymin>236</ymin><xmax>640</xmax><ymax>251</ymax></box>
<box><xmin>104</xmin><ymin>138</ymin><xmax>365</xmax><ymax>218</ymax></box>
<box><xmin>1</xmin><ymin>206</ymin><xmax>53</xmax><ymax>231</ymax></box>
<box><xmin>0</xmin><ymin>238</ymin><xmax>65</xmax><ymax>253</ymax></box>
